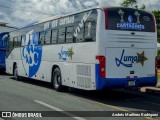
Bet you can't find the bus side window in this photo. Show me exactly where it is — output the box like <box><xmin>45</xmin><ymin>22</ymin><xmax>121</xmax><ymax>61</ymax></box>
<box><xmin>84</xmin><ymin>21</ymin><xmax>96</xmax><ymax>42</ymax></box>
<box><xmin>13</xmin><ymin>37</ymin><xmax>18</xmax><ymax>47</ymax></box>
<box><xmin>29</xmin><ymin>34</ymin><xmax>32</xmax><ymax>45</ymax></box>
<box><xmin>21</xmin><ymin>35</ymin><xmax>26</xmax><ymax>46</ymax></box>
<box><xmin>51</xmin><ymin>29</ymin><xmax>58</xmax><ymax>44</ymax></box>
<box><xmin>45</xmin><ymin>30</ymin><xmax>51</xmax><ymax>44</ymax></box>
<box><xmin>66</xmin><ymin>26</ymin><xmax>74</xmax><ymax>43</ymax></box>
<box><xmin>74</xmin><ymin>24</ymin><xmax>84</xmax><ymax>43</ymax></box>
<box><xmin>58</xmin><ymin>28</ymin><xmax>66</xmax><ymax>44</ymax></box>
<box><xmin>17</xmin><ymin>36</ymin><xmax>21</xmax><ymax>46</ymax></box>
<box><xmin>39</xmin><ymin>31</ymin><xmax>45</xmax><ymax>45</ymax></box>
<box><xmin>9</xmin><ymin>38</ymin><xmax>13</xmax><ymax>47</ymax></box>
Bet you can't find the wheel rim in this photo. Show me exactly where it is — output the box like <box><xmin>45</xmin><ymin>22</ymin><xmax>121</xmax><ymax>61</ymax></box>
<box><xmin>54</xmin><ymin>72</ymin><xmax>61</xmax><ymax>88</ymax></box>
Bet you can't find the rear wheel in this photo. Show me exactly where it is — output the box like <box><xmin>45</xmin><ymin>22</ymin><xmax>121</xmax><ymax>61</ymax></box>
<box><xmin>52</xmin><ymin>67</ymin><xmax>64</xmax><ymax>92</ymax></box>
<box><xmin>13</xmin><ymin>64</ymin><xmax>19</xmax><ymax>80</ymax></box>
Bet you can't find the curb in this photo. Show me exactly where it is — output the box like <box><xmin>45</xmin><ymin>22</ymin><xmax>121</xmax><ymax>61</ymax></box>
<box><xmin>141</xmin><ymin>86</ymin><xmax>160</xmax><ymax>94</ymax></box>
<box><xmin>156</xmin><ymin>83</ymin><xmax>160</xmax><ymax>88</ymax></box>
<box><xmin>145</xmin><ymin>88</ymin><xmax>160</xmax><ymax>94</ymax></box>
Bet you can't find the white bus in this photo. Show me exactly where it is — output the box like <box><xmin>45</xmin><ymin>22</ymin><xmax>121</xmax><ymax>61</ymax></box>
<box><xmin>6</xmin><ymin>7</ymin><xmax>157</xmax><ymax>91</ymax></box>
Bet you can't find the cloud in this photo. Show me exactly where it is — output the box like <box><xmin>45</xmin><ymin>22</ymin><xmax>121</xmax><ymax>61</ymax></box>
<box><xmin>0</xmin><ymin>0</ymin><xmax>159</xmax><ymax>28</ymax></box>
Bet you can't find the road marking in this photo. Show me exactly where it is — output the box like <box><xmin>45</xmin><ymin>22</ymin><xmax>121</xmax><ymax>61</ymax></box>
<box><xmin>68</xmin><ymin>94</ymin><xmax>155</xmax><ymax>120</ymax></box>
<box><xmin>34</xmin><ymin>100</ymin><xmax>86</xmax><ymax>120</ymax></box>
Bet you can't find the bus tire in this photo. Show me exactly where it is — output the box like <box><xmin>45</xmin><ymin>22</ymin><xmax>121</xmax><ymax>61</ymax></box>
<box><xmin>52</xmin><ymin>67</ymin><xmax>64</xmax><ymax>92</ymax></box>
<box><xmin>13</xmin><ymin>64</ymin><xmax>20</xmax><ymax>80</ymax></box>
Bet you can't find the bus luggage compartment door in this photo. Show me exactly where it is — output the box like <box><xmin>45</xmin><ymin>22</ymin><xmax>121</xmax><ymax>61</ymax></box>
<box><xmin>105</xmin><ymin>48</ymin><xmax>155</xmax><ymax>79</ymax></box>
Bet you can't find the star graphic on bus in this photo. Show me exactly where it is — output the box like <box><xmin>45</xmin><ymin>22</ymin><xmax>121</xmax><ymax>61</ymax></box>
<box><xmin>68</xmin><ymin>47</ymin><xmax>74</xmax><ymax>59</ymax></box>
<box><xmin>136</xmin><ymin>51</ymin><xmax>148</xmax><ymax>66</ymax></box>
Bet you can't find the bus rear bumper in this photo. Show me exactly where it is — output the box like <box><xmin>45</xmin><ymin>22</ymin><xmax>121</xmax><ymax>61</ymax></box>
<box><xmin>95</xmin><ymin>64</ymin><xmax>157</xmax><ymax>90</ymax></box>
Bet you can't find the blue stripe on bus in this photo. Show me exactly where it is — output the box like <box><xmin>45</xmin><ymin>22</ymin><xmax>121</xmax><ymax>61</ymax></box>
<box><xmin>95</xmin><ymin>64</ymin><xmax>157</xmax><ymax>90</ymax></box>
<box><xmin>0</xmin><ymin>49</ymin><xmax>6</xmax><ymax>70</ymax></box>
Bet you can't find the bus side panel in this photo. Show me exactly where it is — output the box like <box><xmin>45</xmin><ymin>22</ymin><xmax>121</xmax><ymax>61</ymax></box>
<box><xmin>42</xmin><ymin>43</ymin><xmax>97</xmax><ymax>90</ymax></box>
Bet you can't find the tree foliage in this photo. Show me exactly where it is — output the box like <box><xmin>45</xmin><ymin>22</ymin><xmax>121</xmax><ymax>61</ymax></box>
<box><xmin>158</xmin><ymin>49</ymin><xmax>160</xmax><ymax>57</ymax></box>
<box><xmin>152</xmin><ymin>10</ymin><xmax>160</xmax><ymax>27</ymax></box>
<box><xmin>121</xmin><ymin>0</ymin><xmax>145</xmax><ymax>10</ymax></box>
<box><xmin>152</xmin><ymin>10</ymin><xmax>160</xmax><ymax>43</ymax></box>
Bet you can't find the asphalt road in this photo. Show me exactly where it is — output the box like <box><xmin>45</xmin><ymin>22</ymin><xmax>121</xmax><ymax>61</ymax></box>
<box><xmin>0</xmin><ymin>73</ymin><xmax>160</xmax><ymax>120</ymax></box>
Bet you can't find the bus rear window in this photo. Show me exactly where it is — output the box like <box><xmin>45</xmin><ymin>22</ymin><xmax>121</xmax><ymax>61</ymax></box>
<box><xmin>105</xmin><ymin>8</ymin><xmax>155</xmax><ymax>32</ymax></box>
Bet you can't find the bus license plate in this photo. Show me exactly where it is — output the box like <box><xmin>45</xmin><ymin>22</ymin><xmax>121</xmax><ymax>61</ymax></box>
<box><xmin>128</xmin><ymin>81</ymin><xmax>136</xmax><ymax>86</ymax></box>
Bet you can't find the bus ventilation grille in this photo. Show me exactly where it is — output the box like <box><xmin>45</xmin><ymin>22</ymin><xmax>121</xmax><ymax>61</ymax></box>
<box><xmin>76</xmin><ymin>65</ymin><xmax>91</xmax><ymax>88</ymax></box>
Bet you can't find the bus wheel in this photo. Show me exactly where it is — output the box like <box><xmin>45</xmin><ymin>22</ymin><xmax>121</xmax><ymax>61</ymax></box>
<box><xmin>52</xmin><ymin>67</ymin><xmax>64</xmax><ymax>92</ymax></box>
<box><xmin>14</xmin><ymin>64</ymin><xmax>19</xmax><ymax>80</ymax></box>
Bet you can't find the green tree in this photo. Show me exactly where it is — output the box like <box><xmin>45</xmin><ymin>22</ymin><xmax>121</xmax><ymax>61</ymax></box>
<box><xmin>121</xmin><ymin>0</ymin><xmax>145</xmax><ymax>10</ymax></box>
<box><xmin>152</xmin><ymin>10</ymin><xmax>160</xmax><ymax>43</ymax></box>
<box><xmin>152</xmin><ymin>10</ymin><xmax>160</xmax><ymax>26</ymax></box>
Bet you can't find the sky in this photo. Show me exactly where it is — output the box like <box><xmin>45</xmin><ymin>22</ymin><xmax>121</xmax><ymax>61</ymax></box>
<box><xmin>0</xmin><ymin>0</ymin><xmax>159</xmax><ymax>28</ymax></box>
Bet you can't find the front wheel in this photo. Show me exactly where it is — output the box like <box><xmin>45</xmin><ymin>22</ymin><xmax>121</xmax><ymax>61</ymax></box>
<box><xmin>52</xmin><ymin>67</ymin><xmax>64</xmax><ymax>92</ymax></box>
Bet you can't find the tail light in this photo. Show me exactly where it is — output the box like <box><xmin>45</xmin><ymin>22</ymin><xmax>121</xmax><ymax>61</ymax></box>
<box><xmin>103</xmin><ymin>8</ymin><xmax>108</xmax><ymax>30</ymax></box>
<box><xmin>155</xmin><ymin>56</ymin><xmax>158</xmax><ymax>76</ymax></box>
<box><xmin>96</xmin><ymin>56</ymin><xmax>106</xmax><ymax>78</ymax></box>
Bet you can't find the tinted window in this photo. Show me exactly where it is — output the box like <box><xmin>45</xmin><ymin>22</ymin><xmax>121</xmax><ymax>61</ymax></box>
<box><xmin>9</xmin><ymin>38</ymin><xmax>13</xmax><ymax>47</ymax></box>
<box><xmin>29</xmin><ymin>34</ymin><xmax>32</xmax><ymax>45</ymax></box>
<box><xmin>39</xmin><ymin>31</ymin><xmax>45</xmax><ymax>44</ymax></box>
<box><xmin>66</xmin><ymin>27</ymin><xmax>74</xmax><ymax>43</ymax></box>
<box><xmin>58</xmin><ymin>28</ymin><xmax>66</xmax><ymax>43</ymax></box>
<box><xmin>73</xmin><ymin>10</ymin><xmax>97</xmax><ymax>42</ymax></box>
<box><xmin>45</xmin><ymin>30</ymin><xmax>51</xmax><ymax>44</ymax></box>
<box><xmin>84</xmin><ymin>21</ymin><xmax>96</xmax><ymax>41</ymax></box>
<box><xmin>13</xmin><ymin>37</ymin><xmax>18</xmax><ymax>47</ymax></box>
<box><xmin>17</xmin><ymin>36</ymin><xmax>21</xmax><ymax>46</ymax></box>
<box><xmin>21</xmin><ymin>35</ymin><xmax>26</xmax><ymax>46</ymax></box>
<box><xmin>74</xmin><ymin>25</ymin><xmax>84</xmax><ymax>43</ymax></box>
<box><xmin>106</xmin><ymin>8</ymin><xmax>155</xmax><ymax>32</ymax></box>
<box><xmin>51</xmin><ymin>29</ymin><xmax>58</xmax><ymax>44</ymax></box>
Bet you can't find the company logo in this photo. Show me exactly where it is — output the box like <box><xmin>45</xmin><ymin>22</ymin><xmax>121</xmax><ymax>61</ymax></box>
<box><xmin>143</xmin><ymin>16</ymin><xmax>150</xmax><ymax>21</ymax></box>
<box><xmin>59</xmin><ymin>47</ymin><xmax>74</xmax><ymax>61</ymax></box>
<box><xmin>2</xmin><ymin>112</ymin><xmax>11</xmax><ymax>117</ymax></box>
<box><xmin>21</xmin><ymin>30</ymin><xmax>42</xmax><ymax>77</ymax></box>
<box><xmin>118</xmin><ymin>10</ymin><xmax>124</xmax><ymax>22</ymax></box>
<box><xmin>117</xmin><ymin>10</ymin><xmax>145</xmax><ymax>30</ymax></box>
<box><xmin>115</xmin><ymin>49</ymin><xmax>148</xmax><ymax>67</ymax></box>
<box><xmin>128</xmin><ymin>15</ymin><xmax>133</xmax><ymax>23</ymax></box>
